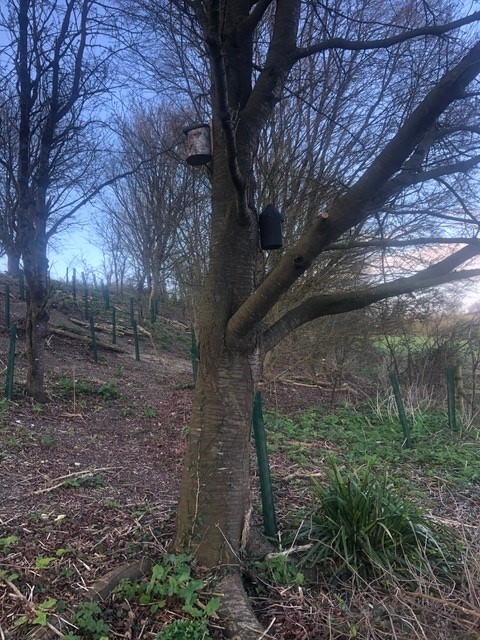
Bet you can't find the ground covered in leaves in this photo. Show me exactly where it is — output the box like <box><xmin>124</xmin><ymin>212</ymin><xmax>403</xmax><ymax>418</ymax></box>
<box><xmin>1</xmin><ymin>276</ymin><xmax>480</xmax><ymax>639</ymax></box>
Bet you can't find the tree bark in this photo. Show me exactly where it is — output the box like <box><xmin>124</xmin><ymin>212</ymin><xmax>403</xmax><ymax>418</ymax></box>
<box><xmin>174</xmin><ymin>352</ymin><xmax>259</xmax><ymax>566</ymax></box>
<box><xmin>23</xmin><ymin>221</ymin><xmax>50</xmax><ymax>403</ymax></box>
<box><xmin>7</xmin><ymin>252</ymin><xmax>21</xmax><ymax>278</ymax></box>
<box><xmin>174</xmin><ymin>107</ymin><xmax>260</xmax><ymax>563</ymax></box>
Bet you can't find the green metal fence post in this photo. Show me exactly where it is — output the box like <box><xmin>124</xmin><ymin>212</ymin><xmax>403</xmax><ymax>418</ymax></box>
<box><xmin>89</xmin><ymin>315</ymin><xmax>98</xmax><ymax>363</ymax></box>
<box><xmin>72</xmin><ymin>268</ymin><xmax>77</xmax><ymax>300</ymax></box>
<box><xmin>252</xmin><ymin>391</ymin><xmax>278</xmax><ymax>540</ymax></box>
<box><xmin>5</xmin><ymin>324</ymin><xmax>16</xmax><ymax>399</ymax></box>
<box><xmin>133</xmin><ymin>320</ymin><xmax>140</xmax><ymax>361</ymax></box>
<box><xmin>389</xmin><ymin>372</ymin><xmax>412</xmax><ymax>448</ymax></box>
<box><xmin>130</xmin><ymin>297</ymin><xmax>135</xmax><ymax>326</ymax></box>
<box><xmin>84</xmin><ymin>286</ymin><xmax>89</xmax><ymax>320</ymax></box>
<box><xmin>111</xmin><ymin>307</ymin><xmax>116</xmax><ymax>345</ymax></box>
<box><xmin>446</xmin><ymin>367</ymin><xmax>457</xmax><ymax>432</ymax></box>
<box><xmin>102</xmin><ymin>283</ymin><xmax>110</xmax><ymax>310</ymax></box>
<box><xmin>4</xmin><ymin>284</ymin><xmax>10</xmax><ymax>328</ymax></box>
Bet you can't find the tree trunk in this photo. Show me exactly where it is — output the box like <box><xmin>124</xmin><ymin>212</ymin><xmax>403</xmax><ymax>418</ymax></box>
<box><xmin>174</xmin><ymin>351</ymin><xmax>259</xmax><ymax>566</ymax></box>
<box><xmin>22</xmin><ymin>221</ymin><xmax>50</xmax><ymax>403</ymax></box>
<box><xmin>7</xmin><ymin>251</ymin><xmax>21</xmax><ymax>278</ymax></box>
<box><xmin>25</xmin><ymin>286</ymin><xmax>49</xmax><ymax>403</ymax></box>
<box><xmin>174</xmin><ymin>112</ymin><xmax>260</xmax><ymax>564</ymax></box>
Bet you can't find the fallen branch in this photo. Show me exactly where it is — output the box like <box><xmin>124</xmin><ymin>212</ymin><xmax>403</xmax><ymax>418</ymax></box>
<box><xmin>156</xmin><ymin>316</ymin><xmax>189</xmax><ymax>331</ymax></box>
<box><xmin>51</xmin><ymin>328</ymin><xmax>126</xmax><ymax>352</ymax></box>
<box><xmin>284</xmin><ymin>470</ymin><xmax>324</xmax><ymax>480</ymax></box>
<box><xmin>407</xmin><ymin>591</ymin><xmax>480</xmax><ymax>619</ymax></box>
<box><xmin>265</xmin><ymin>544</ymin><xmax>313</xmax><ymax>560</ymax></box>
<box><xmin>69</xmin><ymin>317</ymin><xmax>133</xmax><ymax>336</ymax></box>
<box><xmin>32</xmin><ymin>466</ymin><xmax>119</xmax><ymax>495</ymax></box>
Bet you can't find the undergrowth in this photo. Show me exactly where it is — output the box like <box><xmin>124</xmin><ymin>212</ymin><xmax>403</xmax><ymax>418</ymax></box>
<box><xmin>267</xmin><ymin>403</ymin><xmax>480</xmax><ymax>486</ymax></box>
<box><xmin>289</xmin><ymin>459</ymin><xmax>458</xmax><ymax>585</ymax></box>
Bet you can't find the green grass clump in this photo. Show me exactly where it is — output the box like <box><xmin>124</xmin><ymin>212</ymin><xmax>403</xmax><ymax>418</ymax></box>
<box><xmin>267</xmin><ymin>404</ymin><xmax>480</xmax><ymax>486</ymax></box>
<box><xmin>53</xmin><ymin>376</ymin><xmax>95</xmax><ymax>397</ymax></box>
<box><xmin>156</xmin><ymin>619</ymin><xmax>212</xmax><ymax>640</ymax></box>
<box><xmin>292</xmin><ymin>460</ymin><xmax>456</xmax><ymax>585</ymax></box>
<box><xmin>52</xmin><ymin>376</ymin><xmax>121</xmax><ymax>400</ymax></box>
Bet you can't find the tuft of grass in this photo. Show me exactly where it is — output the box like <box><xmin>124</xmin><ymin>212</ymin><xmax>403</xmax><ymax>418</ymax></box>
<box><xmin>52</xmin><ymin>376</ymin><xmax>121</xmax><ymax>401</ymax></box>
<box><xmin>140</xmin><ymin>406</ymin><xmax>156</xmax><ymax>418</ymax></box>
<box><xmin>53</xmin><ymin>376</ymin><xmax>95</xmax><ymax>398</ymax></box>
<box><xmin>291</xmin><ymin>459</ymin><xmax>457</xmax><ymax>585</ymax></box>
<box><xmin>96</xmin><ymin>380</ymin><xmax>121</xmax><ymax>400</ymax></box>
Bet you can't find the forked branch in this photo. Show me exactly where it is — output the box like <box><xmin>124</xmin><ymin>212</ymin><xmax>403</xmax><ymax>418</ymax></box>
<box><xmin>263</xmin><ymin>244</ymin><xmax>480</xmax><ymax>352</ymax></box>
<box><xmin>225</xmin><ymin>40</ymin><xmax>480</xmax><ymax>347</ymax></box>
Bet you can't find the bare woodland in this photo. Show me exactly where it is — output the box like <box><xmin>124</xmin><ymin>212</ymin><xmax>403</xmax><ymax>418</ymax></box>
<box><xmin>2</xmin><ymin>0</ymin><xmax>480</xmax><ymax>636</ymax></box>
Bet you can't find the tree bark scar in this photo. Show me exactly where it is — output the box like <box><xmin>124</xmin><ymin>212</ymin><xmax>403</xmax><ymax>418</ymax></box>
<box><xmin>293</xmin><ymin>255</ymin><xmax>310</xmax><ymax>270</ymax></box>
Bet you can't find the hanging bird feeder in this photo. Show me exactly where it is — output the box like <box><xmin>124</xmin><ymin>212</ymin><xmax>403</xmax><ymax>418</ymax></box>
<box><xmin>182</xmin><ymin>123</ymin><xmax>212</xmax><ymax>166</ymax></box>
<box><xmin>259</xmin><ymin>205</ymin><xmax>284</xmax><ymax>250</ymax></box>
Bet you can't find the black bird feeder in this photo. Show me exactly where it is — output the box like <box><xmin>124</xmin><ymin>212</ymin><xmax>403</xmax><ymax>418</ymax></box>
<box><xmin>182</xmin><ymin>123</ymin><xmax>212</xmax><ymax>166</ymax></box>
<box><xmin>259</xmin><ymin>204</ymin><xmax>284</xmax><ymax>250</ymax></box>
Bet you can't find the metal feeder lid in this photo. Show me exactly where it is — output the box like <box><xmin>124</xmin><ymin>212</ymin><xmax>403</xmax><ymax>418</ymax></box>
<box><xmin>182</xmin><ymin>122</ymin><xmax>210</xmax><ymax>134</ymax></box>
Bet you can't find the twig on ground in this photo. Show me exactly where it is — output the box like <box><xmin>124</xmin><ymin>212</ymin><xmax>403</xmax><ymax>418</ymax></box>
<box><xmin>31</xmin><ymin>467</ymin><xmax>119</xmax><ymax>495</ymax></box>
<box><xmin>2</xmin><ymin>578</ymin><xmax>64</xmax><ymax>638</ymax></box>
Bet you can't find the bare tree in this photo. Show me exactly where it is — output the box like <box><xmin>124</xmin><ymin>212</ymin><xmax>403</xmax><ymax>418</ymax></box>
<box><xmin>102</xmin><ymin>106</ymin><xmax>198</xmax><ymax>303</ymax></box>
<box><xmin>0</xmin><ymin>99</ymin><xmax>22</xmax><ymax>275</ymax></box>
<box><xmin>122</xmin><ymin>2</ymin><xmax>480</xmax><ymax>634</ymax></box>
<box><xmin>0</xmin><ymin>0</ymin><xmax>119</xmax><ymax>400</ymax></box>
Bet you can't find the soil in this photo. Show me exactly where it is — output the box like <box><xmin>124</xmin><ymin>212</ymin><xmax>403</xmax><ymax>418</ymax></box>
<box><xmin>0</xmin><ymin>277</ymin><xmax>328</xmax><ymax>639</ymax></box>
<box><xmin>3</xmin><ymin>278</ymin><xmax>478</xmax><ymax>640</ymax></box>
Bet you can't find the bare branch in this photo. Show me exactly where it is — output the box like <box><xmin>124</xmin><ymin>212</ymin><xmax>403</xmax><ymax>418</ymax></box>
<box><xmin>294</xmin><ymin>11</ymin><xmax>480</xmax><ymax>61</ymax></box>
<box><xmin>325</xmin><ymin>237</ymin><xmax>480</xmax><ymax>252</ymax></box>
<box><xmin>263</xmin><ymin>244</ymin><xmax>480</xmax><ymax>352</ymax></box>
<box><xmin>240</xmin><ymin>0</ymin><xmax>274</xmax><ymax>34</ymax></box>
<box><xmin>226</xmin><ymin>41</ymin><xmax>480</xmax><ymax>347</ymax></box>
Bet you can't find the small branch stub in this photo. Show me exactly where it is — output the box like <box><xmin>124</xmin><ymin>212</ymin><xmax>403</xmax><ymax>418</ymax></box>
<box><xmin>183</xmin><ymin>123</ymin><xmax>212</xmax><ymax>166</ymax></box>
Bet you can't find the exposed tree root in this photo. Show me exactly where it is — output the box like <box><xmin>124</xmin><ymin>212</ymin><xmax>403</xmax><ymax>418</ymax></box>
<box><xmin>86</xmin><ymin>558</ymin><xmax>153</xmax><ymax>601</ymax></box>
<box><xmin>217</xmin><ymin>572</ymin><xmax>273</xmax><ymax>640</ymax></box>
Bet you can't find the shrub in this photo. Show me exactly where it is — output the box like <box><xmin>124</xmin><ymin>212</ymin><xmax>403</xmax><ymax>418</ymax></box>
<box><xmin>292</xmin><ymin>460</ymin><xmax>456</xmax><ymax>585</ymax></box>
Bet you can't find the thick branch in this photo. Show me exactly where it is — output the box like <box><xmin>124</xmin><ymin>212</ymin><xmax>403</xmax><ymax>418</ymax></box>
<box><xmin>263</xmin><ymin>245</ymin><xmax>480</xmax><ymax>351</ymax></box>
<box><xmin>294</xmin><ymin>11</ymin><xmax>480</xmax><ymax>60</ymax></box>
<box><xmin>206</xmin><ymin>30</ymin><xmax>246</xmax><ymax>204</ymax></box>
<box><xmin>240</xmin><ymin>0</ymin><xmax>274</xmax><ymax>34</ymax></box>
<box><xmin>325</xmin><ymin>237</ymin><xmax>480</xmax><ymax>252</ymax></box>
<box><xmin>226</xmin><ymin>41</ymin><xmax>480</xmax><ymax>347</ymax></box>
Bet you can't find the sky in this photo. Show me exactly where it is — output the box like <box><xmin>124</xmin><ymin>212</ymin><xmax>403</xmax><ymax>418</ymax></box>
<box><xmin>2</xmin><ymin>0</ymin><xmax>480</xmax><ymax>311</ymax></box>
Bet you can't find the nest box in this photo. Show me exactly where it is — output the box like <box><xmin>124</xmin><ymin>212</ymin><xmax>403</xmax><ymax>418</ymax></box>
<box><xmin>259</xmin><ymin>205</ymin><xmax>284</xmax><ymax>250</ymax></box>
<box><xmin>183</xmin><ymin>123</ymin><xmax>212</xmax><ymax>166</ymax></box>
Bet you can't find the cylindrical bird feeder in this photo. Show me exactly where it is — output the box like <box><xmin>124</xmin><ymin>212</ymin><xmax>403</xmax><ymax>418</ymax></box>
<box><xmin>183</xmin><ymin>123</ymin><xmax>212</xmax><ymax>166</ymax></box>
<box><xmin>259</xmin><ymin>204</ymin><xmax>284</xmax><ymax>250</ymax></box>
